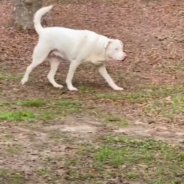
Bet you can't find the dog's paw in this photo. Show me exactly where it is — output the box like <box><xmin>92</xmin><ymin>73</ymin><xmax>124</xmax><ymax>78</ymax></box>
<box><xmin>53</xmin><ymin>84</ymin><xmax>63</xmax><ymax>89</ymax></box>
<box><xmin>21</xmin><ymin>78</ymin><xmax>27</xmax><ymax>85</ymax></box>
<box><xmin>68</xmin><ymin>86</ymin><xmax>78</xmax><ymax>91</ymax></box>
<box><xmin>113</xmin><ymin>86</ymin><xmax>124</xmax><ymax>91</ymax></box>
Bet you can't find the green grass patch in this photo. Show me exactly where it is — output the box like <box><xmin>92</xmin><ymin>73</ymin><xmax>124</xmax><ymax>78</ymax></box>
<box><xmin>4</xmin><ymin>134</ymin><xmax>13</xmax><ymax>139</ymax></box>
<box><xmin>40</xmin><ymin>112</ymin><xmax>53</xmax><ymax>121</ymax></box>
<box><xmin>0</xmin><ymin>169</ymin><xmax>24</xmax><ymax>184</ymax></box>
<box><xmin>18</xmin><ymin>100</ymin><xmax>45</xmax><ymax>107</ymax></box>
<box><xmin>0</xmin><ymin>99</ymin><xmax>83</xmax><ymax>123</ymax></box>
<box><xmin>0</xmin><ymin>110</ymin><xmax>36</xmax><ymax>122</ymax></box>
<box><xmin>58</xmin><ymin>100</ymin><xmax>82</xmax><ymax>114</ymax></box>
<box><xmin>0</xmin><ymin>110</ymin><xmax>53</xmax><ymax>122</ymax></box>
<box><xmin>64</xmin><ymin>135</ymin><xmax>184</xmax><ymax>184</ymax></box>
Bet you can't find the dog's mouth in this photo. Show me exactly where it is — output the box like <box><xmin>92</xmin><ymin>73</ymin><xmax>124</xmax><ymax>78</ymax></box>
<box><xmin>118</xmin><ymin>55</ymin><xmax>127</xmax><ymax>62</ymax></box>
<box><xmin>114</xmin><ymin>54</ymin><xmax>127</xmax><ymax>62</ymax></box>
<box><xmin>117</xmin><ymin>58</ymin><xmax>126</xmax><ymax>62</ymax></box>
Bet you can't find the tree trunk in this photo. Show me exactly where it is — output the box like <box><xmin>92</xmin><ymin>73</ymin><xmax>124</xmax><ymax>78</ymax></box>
<box><xmin>13</xmin><ymin>0</ymin><xmax>42</xmax><ymax>30</ymax></box>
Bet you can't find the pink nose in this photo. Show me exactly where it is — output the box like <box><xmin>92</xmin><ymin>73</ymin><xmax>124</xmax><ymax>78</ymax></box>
<box><xmin>122</xmin><ymin>53</ymin><xmax>127</xmax><ymax>61</ymax></box>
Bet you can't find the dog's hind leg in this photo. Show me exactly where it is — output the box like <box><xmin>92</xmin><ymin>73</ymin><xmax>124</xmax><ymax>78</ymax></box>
<box><xmin>47</xmin><ymin>58</ymin><xmax>63</xmax><ymax>89</ymax></box>
<box><xmin>21</xmin><ymin>43</ymin><xmax>50</xmax><ymax>85</ymax></box>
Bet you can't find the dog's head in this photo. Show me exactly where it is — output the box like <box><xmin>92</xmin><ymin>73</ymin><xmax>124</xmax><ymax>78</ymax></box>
<box><xmin>104</xmin><ymin>39</ymin><xmax>127</xmax><ymax>61</ymax></box>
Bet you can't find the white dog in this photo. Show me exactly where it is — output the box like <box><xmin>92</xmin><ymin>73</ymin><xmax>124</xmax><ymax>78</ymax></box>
<box><xmin>21</xmin><ymin>5</ymin><xmax>127</xmax><ymax>91</ymax></box>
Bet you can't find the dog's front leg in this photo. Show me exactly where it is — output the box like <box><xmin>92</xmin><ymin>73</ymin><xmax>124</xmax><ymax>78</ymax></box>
<box><xmin>98</xmin><ymin>64</ymin><xmax>123</xmax><ymax>91</ymax></box>
<box><xmin>66</xmin><ymin>61</ymin><xmax>80</xmax><ymax>91</ymax></box>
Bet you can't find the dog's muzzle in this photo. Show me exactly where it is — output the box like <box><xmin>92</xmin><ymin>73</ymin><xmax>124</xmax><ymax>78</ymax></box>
<box><xmin>118</xmin><ymin>53</ymin><xmax>127</xmax><ymax>62</ymax></box>
<box><xmin>122</xmin><ymin>53</ymin><xmax>127</xmax><ymax>61</ymax></box>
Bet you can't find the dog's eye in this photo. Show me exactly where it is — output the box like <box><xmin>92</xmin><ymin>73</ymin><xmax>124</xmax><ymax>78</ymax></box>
<box><xmin>115</xmin><ymin>48</ymin><xmax>119</xmax><ymax>51</ymax></box>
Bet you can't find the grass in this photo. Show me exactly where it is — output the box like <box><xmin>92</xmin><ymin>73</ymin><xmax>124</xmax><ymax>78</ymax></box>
<box><xmin>6</xmin><ymin>144</ymin><xmax>22</xmax><ymax>154</ymax></box>
<box><xmin>64</xmin><ymin>135</ymin><xmax>184</xmax><ymax>184</ymax></box>
<box><xmin>0</xmin><ymin>110</ymin><xmax>36</xmax><ymax>122</ymax></box>
<box><xmin>0</xmin><ymin>110</ymin><xmax>53</xmax><ymax>122</ymax></box>
<box><xmin>0</xmin><ymin>72</ymin><xmax>184</xmax><ymax>184</ymax></box>
<box><xmin>57</xmin><ymin>100</ymin><xmax>82</xmax><ymax>114</ymax></box>
<box><xmin>0</xmin><ymin>73</ymin><xmax>22</xmax><ymax>81</ymax></box>
<box><xmin>79</xmin><ymin>86</ymin><xmax>96</xmax><ymax>94</ymax></box>
<box><xmin>36</xmin><ymin>169</ymin><xmax>49</xmax><ymax>176</ymax></box>
<box><xmin>144</xmin><ymin>93</ymin><xmax>184</xmax><ymax>117</ymax></box>
<box><xmin>4</xmin><ymin>134</ymin><xmax>13</xmax><ymax>139</ymax></box>
<box><xmin>158</xmin><ymin>61</ymin><xmax>184</xmax><ymax>72</ymax></box>
<box><xmin>0</xmin><ymin>169</ymin><xmax>24</xmax><ymax>184</ymax></box>
<box><xmin>18</xmin><ymin>100</ymin><xmax>45</xmax><ymax>107</ymax></box>
<box><xmin>96</xmin><ymin>85</ymin><xmax>184</xmax><ymax>103</ymax></box>
<box><xmin>0</xmin><ymin>99</ymin><xmax>83</xmax><ymax>122</ymax></box>
<box><xmin>96</xmin><ymin>85</ymin><xmax>184</xmax><ymax>123</ymax></box>
<box><xmin>104</xmin><ymin>114</ymin><xmax>129</xmax><ymax>126</ymax></box>
<box><xmin>0</xmin><ymin>100</ymin><xmax>46</xmax><ymax>108</ymax></box>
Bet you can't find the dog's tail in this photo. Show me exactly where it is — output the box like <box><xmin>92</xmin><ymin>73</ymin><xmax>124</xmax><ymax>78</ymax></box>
<box><xmin>34</xmin><ymin>5</ymin><xmax>53</xmax><ymax>35</ymax></box>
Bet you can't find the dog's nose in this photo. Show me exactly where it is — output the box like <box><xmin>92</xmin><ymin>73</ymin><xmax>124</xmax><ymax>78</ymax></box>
<box><xmin>122</xmin><ymin>54</ymin><xmax>127</xmax><ymax>61</ymax></box>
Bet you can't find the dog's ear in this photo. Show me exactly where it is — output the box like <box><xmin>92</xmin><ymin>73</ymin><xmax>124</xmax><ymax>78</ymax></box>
<box><xmin>119</xmin><ymin>40</ymin><xmax>123</xmax><ymax>48</ymax></box>
<box><xmin>87</xmin><ymin>37</ymin><xmax>110</xmax><ymax>64</ymax></box>
<box><xmin>98</xmin><ymin>36</ymin><xmax>110</xmax><ymax>49</ymax></box>
<box><xmin>103</xmin><ymin>40</ymin><xmax>111</xmax><ymax>49</ymax></box>
<box><xmin>97</xmin><ymin>38</ymin><xmax>112</xmax><ymax>61</ymax></box>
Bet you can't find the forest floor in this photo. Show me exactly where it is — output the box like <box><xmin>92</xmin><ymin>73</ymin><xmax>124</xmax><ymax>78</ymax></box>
<box><xmin>0</xmin><ymin>0</ymin><xmax>184</xmax><ymax>183</ymax></box>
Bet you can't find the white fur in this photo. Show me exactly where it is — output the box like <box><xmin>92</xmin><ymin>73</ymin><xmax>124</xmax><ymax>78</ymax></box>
<box><xmin>21</xmin><ymin>5</ymin><xmax>127</xmax><ymax>91</ymax></box>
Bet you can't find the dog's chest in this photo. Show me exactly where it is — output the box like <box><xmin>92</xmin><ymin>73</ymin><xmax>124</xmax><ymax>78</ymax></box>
<box><xmin>83</xmin><ymin>53</ymin><xmax>106</xmax><ymax>66</ymax></box>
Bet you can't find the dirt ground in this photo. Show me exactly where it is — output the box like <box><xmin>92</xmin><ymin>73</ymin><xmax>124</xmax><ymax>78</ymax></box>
<box><xmin>1</xmin><ymin>0</ymin><xmax>184</xmax><ymax>184</ymax></box>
